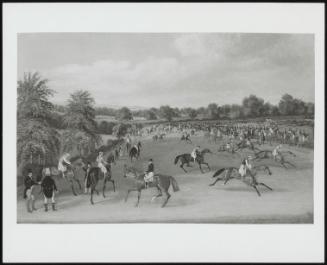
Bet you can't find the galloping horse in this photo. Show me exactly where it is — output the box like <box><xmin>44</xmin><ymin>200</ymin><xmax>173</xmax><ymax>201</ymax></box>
<box><xmin>86</xmin><ymin>158</ymin><xmax>115</xmax><ymax>205</ymax></box>
<box><xmin>180</xmin><ymin>134</ymin><xmax>192</xmax><ymax>144</ymax></box>
<box><xmin>129</xmin><ymin>141</ymin><xmax>142</xmax><ymax>162</ymax></box>
<box><xmin>254</xmin><ymin>150</ymin><xmax>296</xmax><ymax>168</ymax></box>
<box><xmin>174</xmin><ymin>148</ymin><xmax>212</xmax><ymax>173</ymax></box>
<box><xmin>123</xmin><ymin>165</ymin><xmax>180</xmax><ymax>208</ymax></box>
<box><xmin>209</xmin><ymin>165</ymin><xmax>273</xmax><ymax>196</ymax></box>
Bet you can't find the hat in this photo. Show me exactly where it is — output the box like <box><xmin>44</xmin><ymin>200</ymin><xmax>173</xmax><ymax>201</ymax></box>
<box><xmin>149</xmin><ymin>158</ymin><xmax>153</xmax><ymax>162</ymax></box>
<box><xmin>27</xmin><ymin>169</ymin><xmax>33</xmax><ymax>174</ymax></box>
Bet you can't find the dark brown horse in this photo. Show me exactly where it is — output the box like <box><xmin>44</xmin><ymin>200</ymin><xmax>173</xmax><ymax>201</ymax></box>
<box><xmin>86</xmin><ymin>160</ymin><xmax>115</xmax><ymax>204</ymax></box>
<box><xmin>123</xmin><ymin>165</ymin><xmax>180</xmax><ymax>208</ymax></box>
<box><xmin>254</xmin><ymin>150</ymin><xmax>296</xmax><ymax>168</ymax></box>
<box><xmin>174</xmin><ymin>148</ymin><xmax>212</xmax><ymax>173</ymax></box>
<box><xmin>209</xmin><ymin>165</ymin><xmax>273</xmax><ymax>196</ymax></box>
<box><xmin>129</xmin><ymin>141</ymin><xmax>142</xmax><ymax>162</ymax></box>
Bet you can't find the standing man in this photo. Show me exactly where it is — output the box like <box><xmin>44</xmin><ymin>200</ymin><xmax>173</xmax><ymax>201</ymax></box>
<box><xmin>41</xmin><ymin>168</ymin><xmax>58</xmax><ymax>212</ymax></box>
<box><xmin>23</xmin><ymin>169</ymin><xmax>40</xmax><ymax>213</ymax></box>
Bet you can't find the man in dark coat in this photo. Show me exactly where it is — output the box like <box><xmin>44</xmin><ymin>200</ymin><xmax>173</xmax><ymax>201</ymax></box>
<box><xmin>23</xmin><ymin>169</ymin><xmax>40</xmax><ymax>213</ymax></box>
<box><xmin>41</xmin><ymin>168</ymin><xmax>58</xmax><ymax>211</ymax></box>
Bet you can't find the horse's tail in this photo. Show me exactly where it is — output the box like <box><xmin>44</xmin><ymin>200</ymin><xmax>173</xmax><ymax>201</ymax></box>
<box><xmin>212</xmin><ymin>168</ymin><xmax>226</xmax><ymax>178</ymax></box>
<box><xmin>170</xmin><ymin>176</ymin><xmax>180</xmax><ymax>192</ymax></box>
<box><xmin>174</xmin><ymin>155</ymin><xmax>182</xmax><ymax>165</ymax></box>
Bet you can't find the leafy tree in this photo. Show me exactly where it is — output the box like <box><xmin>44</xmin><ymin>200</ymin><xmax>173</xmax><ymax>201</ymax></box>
<box><xmin>145</xmin><ymin>110</ymin><xmax>157</xmax><ymax>120</ymax></box>
<box><xmin>62</xmin><ymin>90</ymin><xmax>101</xmax><ymax>155</ymax></box>
<box><xmin>159</xmin><ymin>105</ymin><xmax>176</xmax><ymax>121</ymax></box>
<box><xmin>306</xmin><ymin>102</ymin><xmax>314</xmax><ymax>116</ymax></box>
<box><xmin>229</xmin><ymin>104</ymin><xmax>243</xmax><ymax>119</ymax></box>
<box><xmin>17</xmin><ymin>72</ymin><xmax>60</xmax><ymax>166</ymax></box>
<box><xmin>112</xmin><ymin>123</ymin><xmax>130</xmax><ymax>138</ymax></box>
<box><xmin>115</xmin><ymin>107</ymin><xmax>133</xmax><ymax>121</ymax></box>
<box><xmin>278</xmin><ymin>94</ymin><xmax>296</xmax><ymax>115</ymax></box>
<box><xmin>242</xmin><ymin>95</ymin><xmax>265</xmax><ymax>117</ymax></box>
<box><xmin>207</xmin><ymin>103</ymin><xmax>220</xmax><ymax>119</ymax></box>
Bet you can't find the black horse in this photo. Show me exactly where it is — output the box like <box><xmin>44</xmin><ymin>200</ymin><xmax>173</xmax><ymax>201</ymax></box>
<box><xmin>129</xmin><ymin>142</ymin><xmax>142</xmax><ymax>162</ymax></box>
<box><xmin>180</xmin><ymin>134</ymin><xmax>192</xmax><ymax>144</ymax></box>
<box><xmin>86</xmin><ymin>159</ymin><xmax>115</xmax><ymax>205</ymax></box>
<box><xmin>174</xmin><ymin>148</ymin><xmax>212</xmax><ymax>173</ymax></box>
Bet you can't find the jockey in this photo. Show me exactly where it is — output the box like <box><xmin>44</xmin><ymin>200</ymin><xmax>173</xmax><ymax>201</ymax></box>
<box><xmin>58</xmin><ymin>153</ymin><xmax>71</xmax><ymax>178</ymax></box>
<box><xmin>23</xmin><ymin>169</ymin><xmax>40</xmax><ymax>213</ymax></box>
<box><xmin>96</xmin><ymin>151</ymin><xmax>107</xmax><ymax>176</ymax></box>
<box><xmin>191</xmin><ymin>146</ymin><xmax>201</xmax><ymax>162</ymax></box>
<box><xmin>41</xmin><ymin>167</ymin><xmax>58</xmax><ymax>212</ymax></box>
<box><xmin>144</xmin><ymin>159</ymin><xmax>154</xmax><ymax>189</ymax></box>
<box><xmin>272</xmin><ymin>144</ymin><xmax>282</xmax><ymax>161</ymax></box>
<box><xmin>239</xmin><ymin>159</ymin><xmax>247</xmax><ymax>180</ymax></box>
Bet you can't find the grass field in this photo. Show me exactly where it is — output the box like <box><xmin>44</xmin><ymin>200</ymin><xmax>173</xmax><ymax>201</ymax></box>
<box><xmin>17</xmin><ymin>132</ymin><xmax>313</xmax><ymax>223</ymax></box>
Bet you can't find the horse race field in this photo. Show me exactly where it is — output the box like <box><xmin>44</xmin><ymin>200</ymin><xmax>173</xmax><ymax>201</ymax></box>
<box><xmin>17</xmin><ymin>134</ymin><xmax>314</xmax><ymax>223</ymax></box>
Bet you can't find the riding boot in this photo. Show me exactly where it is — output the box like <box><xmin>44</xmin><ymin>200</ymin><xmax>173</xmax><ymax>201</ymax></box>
<box><xmin>44</xmin><ymin>203</ymin><xmax>48</xmax><ymax>212</ymax></box>
<box><xmin>32</xmin><ymin>199</ymin><xmax>37</xmax><ymax>211</ymax></box>
<box><xmin>52</xmin><ymin>203</ymin><xmax>57</xmax><ymax>211</ymax></box>
<box><xmin>145</xmin><ymin>182</ymin><xmax>148</xmax><ymax>189</ymax></box>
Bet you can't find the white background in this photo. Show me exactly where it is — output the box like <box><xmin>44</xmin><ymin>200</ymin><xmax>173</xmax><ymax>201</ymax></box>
<box><xmin>3</xmin><ymin>3</ymin><xmax>325</xmax><ymax>262</ymax></box>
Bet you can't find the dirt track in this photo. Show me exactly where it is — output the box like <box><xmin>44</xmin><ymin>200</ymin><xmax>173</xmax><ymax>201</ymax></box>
<box><xmin>17</xmin><ymin>134</ymin><xmax>313</xmax><ymax>223</ymax></box>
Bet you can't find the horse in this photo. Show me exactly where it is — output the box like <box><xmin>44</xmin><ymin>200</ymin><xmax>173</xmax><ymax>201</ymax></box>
<box><xmin>236</xmin><ymin>139</ymin><xmax>261</xmax><ymax>152</ymax></box>
<box><xmin>123</xmin><ymin>165</ymin><xmax>180</xmax><ymax>208</ymax></box>
<box><xmin>253</xmin><ymin>150</ymin><xmax>296</xmax><ymax>168</ymax></box>
<box><xmin>209</xmin><ymin>165</ymin><xmax>273</xmax><ymax>196</ymax></box>
<box><xmin>46</xmin><ymin>156</ymin><xmax>85</xmax><ymax>196</ymax></box>
<box><xmin>86</xmin><ymin>159</ymin><xmax>115</xmax><ymax>205</ymax></box>
<box><xmin>159</xmin><ymin>133</ymin><xmax>166</xmax><ymax>140</ymax></box>
<box><xmin>174</xmin><ymin>148</ymin><xmax>212</xmax><ymax>173</ymax></box>
<box><xmin>129</xmin><ymin>141</ymin><xmax>142</xmax><ymax>162</ymax></box>
<box><xmin>180</xmin><ymin>134</ymin><xmax>192</xmax><ymax>144</ymax></box>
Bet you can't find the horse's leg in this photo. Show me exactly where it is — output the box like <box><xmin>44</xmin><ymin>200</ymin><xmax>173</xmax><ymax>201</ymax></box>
<box><xmin>109</xmin><ymin>179</ymin><xmax>115</xmax><ymax>192</ymax></box>
<box><xmin>161</xmin><ymin>189</ymin><xmax>171</xmax><ymax>208</ymax></box>
<box><xmin>203</xmin><ymin>162</ymin><xmax>211</xmax><ymax>171</ymax></box>
<box><xmin>209</xmin><ymin>177</ymin><xmax>223</xmax><ymax>186</ymax></box>
<box><xmin>284</xmin><ymin>161</ymin><xmax>296</xmax><ymax>168</ymax></box>
<box><xmin>69</xmin><ymin>179</ymin><xmax>77</xmax><ymax>196</ymax></box>
<box><xmin>90</xmin><ymin>185</ymin><xmax>95</xmax><ymax>204</ymax></box>
<box><xmin>180</xmin><ymin>163</ymin><xmax>187</xmax><ymax>173</ymax></box>
<box><xmin>102</xmin><ymin>177</ymin><xmax>107</xmax><ymax>198</ymax></box>
<box><xmin>135</xmin><ymin>190</ymin><xmax>142</xmax><ymax>207</ymax></box>
<box><xmin>198</xmin><ymin>162</ymin><xmax>204</xmax><ymax>173</ymax></box>
<box><xmin>151</xmin><ymin>186</ymin><xmax>162</xmax><ymax>202</ymax></box>
<box><xmin>258</xmin><ymin>182</ymin><xmax>273</xmax><ymax>191</ymax></box>
<box><xmin>252</xmin><ymin>185</ymin><xmax>261</xmax><ymax>196</ymax></box>
<box><xmin>73</xmin><ymin>176</ymin><xmax>82</xmax><ymax>190</ymax></box>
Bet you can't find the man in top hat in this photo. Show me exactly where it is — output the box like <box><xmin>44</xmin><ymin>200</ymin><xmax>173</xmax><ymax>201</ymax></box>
<box><xmin>191</xmin><ymin>145</ymin><xmax>201</xmax><ymax>162</ymax></box>
<box><xmin>144</xmin><ymin>159</ymin><xmax>154</xmax><ymax>189</ymax></box>
<box><xmin>41</xmin><ymin>167</ymin><xmax>58</xmax><ymax>211</ymax></box>
<box><xmin>272</xmin><ymin>144</ymin><xmax>282</xmax><ymax>161</ymax></box>
<box><xmin>23</xmin><ymin>169</ymin><xmax>40</xmax><ymax>213</ymax></box>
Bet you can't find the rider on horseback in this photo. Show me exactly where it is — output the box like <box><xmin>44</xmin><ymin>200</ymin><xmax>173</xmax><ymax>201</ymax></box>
<box><xmin>191</xmin><ymin>146</ymin><xmax>201</xmax><ymax>162</ymax></box>
<box><xmin>238</xmin><ymin>156</ymin><xmax>253</xmax><ymax>181</ymax></box>
<box><xmin>96</xmin><ymin>151</ymin><xmax>108</xmax><ymax>177</ymax></box>
<box><xmin>144</xmin><ymin>158</ymin><xmax>154</xmax><ymax>189</ymax></box>
<box><xmin>58</xmin><ymin>153</ymin><xmax>71</xmax><ymax>179</ymax></box>
<box><xmin>272</xmin><ymin>144</ymin><xmax>282</xmax><ymax>161</ymax></box>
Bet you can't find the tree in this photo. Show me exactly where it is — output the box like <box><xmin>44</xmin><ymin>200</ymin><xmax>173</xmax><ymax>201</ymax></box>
<box><xmin>207</xmin><ymin>103</ymin><xmax>220</xmax><ymax>119</ymax></box>
<box><xmin>17</xmin><ymin>72</ymin><xmax>61</xmax><ymax>166</ymax></box>
<box><xmin>242</xmin><ymin>95</ymin><xmax>265</xmax><ymax>117</ymax></box>
<box><xmin>229</xmin><ymin>104</ymin><xmax>243</xmax><ymax>119</ymax></box>
<box><xmin>145</xmin><ymin>110</ymin><xmax>157</xmax><ymax>120</ymax></box>
<box><xmin>159</xmin><ymin>105</ymin><xmax>176</xmax><ymax>121</ymax></box>
<box><xmin>184</xmin><ymin>108</ymin><xmax>197</xmax><ymax>119</ymax></box>
<box><xmin>306</xmin><ymin>102</ymin><xmax>314</xmax><ymax>116</ymax></box>
<box><xmin>62</xmin><ymin>90</ymin><xmax>101</xmax><ymax>155</ymax></box>
<box><xmin>278</xmin><ymin>94</ymin><xmax>296</xmax><ymax>115</ymax></box>
<box><xmin>112</xmin><ymin>123</ymin><xmax>130</xmax><ymax>138</ymax></box>
<box><xmin>115</xmin><ymin>107</ymin><xmax>133</xmax><ymax>121</ymax></box>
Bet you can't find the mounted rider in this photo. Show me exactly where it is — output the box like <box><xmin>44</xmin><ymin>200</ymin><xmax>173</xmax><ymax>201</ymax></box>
<box><xmin>191</xmin><ymin>145</ymin><xmax>201</xmax><ymax>162</ymax></box>
<box><xmin>272</xmin><ymin>144</ymin><xmax>282</xmax><ymax>161</ymax></box>
<box><xmin>58</xmin><ymin>152</ymin><xmax>71</xmax><ymax>178</ymax></box>
<box><xmin>144</xmin><ymin>158</ymin><xmax>154</xmax><ymax>189</ymax></box>
<box><xmin>41</xmin><ymin>167</ymin><xmax>58</xmax><ymax>212</ymax></box>
<box><xmin>96</xmin><ymin>151</ymin><xmax>108</xmax><ymax>177</ymax></box>
<box><xmin>23</xmin><ymin>168</ymin><xmax>40</xmax><ymax>213</ymax></box>
<box><xmin>238</xmin><ymin>156</ymin><xmax>253</xmax><ymax>181</ymax></box>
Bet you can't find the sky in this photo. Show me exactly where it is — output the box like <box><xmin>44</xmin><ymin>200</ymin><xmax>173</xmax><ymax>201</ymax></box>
<box><xmin>18</xmin><ymin>33</ymin><xmax>315</xmax><ymax>109</ymax></box>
